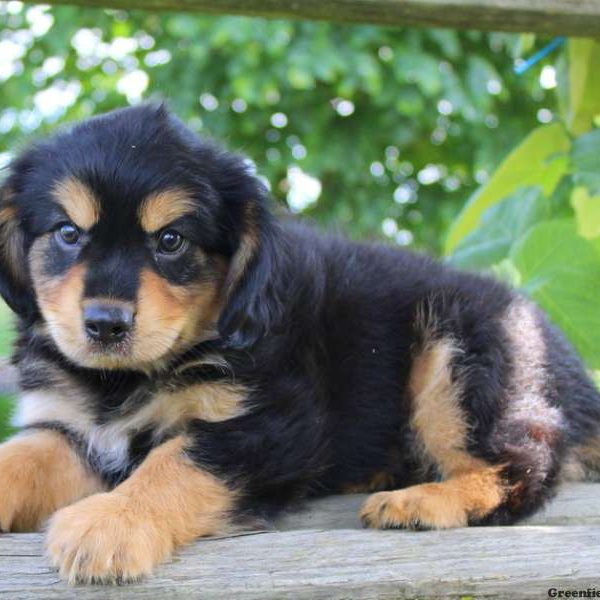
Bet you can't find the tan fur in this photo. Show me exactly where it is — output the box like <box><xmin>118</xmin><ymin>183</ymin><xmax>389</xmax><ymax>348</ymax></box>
<box><xmin>29</xmin><ymin>233</ymin><xmax>224</xmax><ymax>369</ymax></box>
<box><xmin>409</xmin><ymin>337</ymin><xmax>483</xmax><ymax>476</ymax></box>
<box><xmin>15</xmin><ymin>378</ymin><xmax>246</xmax><ymax>481</ymax></box>
<box><xmin>0</xmin><ymin>430</ymin><xmax>104</xmax><ymax>532</ymax></box>
<box><xmin>360</xmin><ymin>466</ymin><xmax>505</xmax><ymax>529</ymax></box>
<box><xmin>46</xmin><ymin>436</ymin><xmax>234</xmax><ymax>583</ymax></box>
<box><xmin>132</xmin><ymin>268</ymin><xmax>223</xmax><ymax>366</ymax></box>
<box><xmin>30</xmin><ymin>247</ymin><xmax>89</xmax><ymax>365</ymax></box>
<box><xmin>361</xmin><ymin>333</ymin><xmax>506</xmax><ymax>529</ymax></box>
<box><xmin>138</xmin><ymin>188</ymin><xmax>197</xmax><ymax>233</ymax></box>
<box><xmin>225</xmin><ymin>202</ymin><xmax>259</xmax><ymax>295</ymax></box>
<box><xmin>0</xmin><ymin>204</ymin><xmax>16</xmax><ymax>223</ymax></box>
<box><xmin>150</xmin><ymin>383</ymin><xmax>248</xmax><ymax>425</ymax></box>
<box><xmin>52</xmin><ymin>178</ymin><xmax>100</xmax><ymax>230</ymax></box>
<box><xmin>343</xmin><ymin>471</ymin><xmax>396</xmax><ymax>494</ymax></box>
<box><xmin>82</xmin><ymin>382</ymin><xmax>249</xmax><ymax>474</ymax></box>
<box><xmin>0</xmin><ymin>195</ymin><xmax>27</xmax><ymax>287</ymax></box>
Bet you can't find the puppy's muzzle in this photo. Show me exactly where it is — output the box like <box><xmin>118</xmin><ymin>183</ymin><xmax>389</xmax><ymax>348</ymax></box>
<box><xmin>83</xmin><ymin>303</ymin><xmax>134</xmax><ymax>346</ymax></box>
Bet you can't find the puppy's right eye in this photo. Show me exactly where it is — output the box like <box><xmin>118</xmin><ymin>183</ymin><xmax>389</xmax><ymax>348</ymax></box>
<box><xmin>56</xmin><ymin>223</ymin><xmax>81</xmax><ymax>246</ymax></box>
<box><xmin>157</xmin><ymin>229</ymin><xmax>186</xmax><ymax>255</ymax></box>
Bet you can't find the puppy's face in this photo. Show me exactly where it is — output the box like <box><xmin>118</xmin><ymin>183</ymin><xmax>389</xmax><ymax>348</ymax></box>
<box><xmin>0</xmin><ymin>105</ymin><xmax>272</xmax><ymax>370</ymax></box>
<box><xmin>27</xmin><ymin>181</ymin><xmax>226</xmax><ymax>370</ymax></box>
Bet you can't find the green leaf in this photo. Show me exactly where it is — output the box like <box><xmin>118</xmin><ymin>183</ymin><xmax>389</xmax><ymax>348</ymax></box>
<box><xmin>547</xmin><ymin>175</ymin><xmax>575</xmax><ymax>219</ymax></box>
<box><xmin>571</xmin><ymin>186</ymin><xmax>600</xmax><ymax>240</ymax></box>
<box><xmin>445</xmin><ymin>123</ymin><xmax>571</xmax><ymax>254</ymax></box>
<box><xmin>593</xmin><ymin>237</ymin><xmax>600</xmax><ymax>260</ymax></box>
<box><xmin>0</xmin><ymin>395</ymin><xmax>15</xmax><ymax>442</ymax></box>
<box><xmin>571</xmin><ymin>129</ymin><xmax>600</xmax><ymax>196</ymax></box>
<box><xmin>0</xmin><ymin>302</ymin><xmax>15</xmax><ymax>357</ymax></box>
<box><xmin>511</xmin><ymin>220</ymin><xmax>600</xmax><ymax>368</ymax></box>
<box><xmin>449</xmin><ymin>187</ymin><xmax>548</xmax><ymax>269</ymax></box>
<box><xmin>568</xmin><ymin>39</ymin><xmax>600</xmax><ymax>136</ymax></box>
<box><xmin>491</xmin><ymin>258</ymin><xmax>522</xmax><ymax>287</ymax></box>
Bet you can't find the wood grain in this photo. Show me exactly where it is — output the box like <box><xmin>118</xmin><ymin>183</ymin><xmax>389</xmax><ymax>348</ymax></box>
<box><xmin>18</xmin><ymin>0</ymin><xmax>600</xmax><ymax>36</ymax></box>
<box><xmin>0</xmin><ymin>483</ymin><xmax>599</xmax><ymax>598</ymax></box>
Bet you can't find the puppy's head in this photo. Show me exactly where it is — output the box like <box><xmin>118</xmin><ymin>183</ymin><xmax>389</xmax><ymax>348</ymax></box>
<box><xmin>0</xmin><ymin>104</ymin><xmax>277</xmax><ymax>370</ymax></box>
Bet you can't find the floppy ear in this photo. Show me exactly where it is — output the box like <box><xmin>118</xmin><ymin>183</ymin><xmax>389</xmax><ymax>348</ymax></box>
<box><xmin>217</xmin><ymin>199</ymin><xmax>282</xmax><ymax>348</ymax></box>
<box><xmin>0</xmin><ymin>183</ymin><xmax>36</xmax><ymax>319</ymax></box>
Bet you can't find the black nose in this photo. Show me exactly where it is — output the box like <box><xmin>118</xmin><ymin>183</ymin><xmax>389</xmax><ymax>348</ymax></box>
<box><xmin>83</xmin><ymin>304</ymin><xmax>134</xmax><ymax>345</ymax></box>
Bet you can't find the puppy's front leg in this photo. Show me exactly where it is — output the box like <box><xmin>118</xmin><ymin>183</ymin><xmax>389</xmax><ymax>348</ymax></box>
<box><xmin>46</xmin><ymin>435</ymin><xmax>235</xmax><ymax>584</ymax></box>
<box><xmin>0</xmin><ymin>429</ymin><xmax>104</xmax><ymax>532</ymax></box>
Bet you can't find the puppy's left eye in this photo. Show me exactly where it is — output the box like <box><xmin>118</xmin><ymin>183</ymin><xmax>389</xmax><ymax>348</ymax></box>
<box><xmin>157</xmin><ymin>229</ymin><xmax>186</xmax><ymax>255</ymax></box>
<box><xmin>56</xmin><ymin>223</ymin><xmax>81</xmax><ymax>246</ymax></box>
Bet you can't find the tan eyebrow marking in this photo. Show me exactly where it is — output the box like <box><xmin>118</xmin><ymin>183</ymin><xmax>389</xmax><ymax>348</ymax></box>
<box><xmin>52</xmin><ymin>178</ymin><xmax>101</xmax><ymax>230</ymax></box>
<box><xmin>139</xmin><ymin>189</ymin><xmax>197</xmax><ymax>233</ymax></box>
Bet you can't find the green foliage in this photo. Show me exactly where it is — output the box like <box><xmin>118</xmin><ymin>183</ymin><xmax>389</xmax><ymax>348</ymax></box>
<box><xmin>445</xmin><ymin>123</ymin><xmax>570</xmax><ymax>252</ymax></box>
<box><xmin>0</xmin><ymin>303</ymin><xmax>15</xmax><ymax>440</ymax></box>
<box><xmin>572</xmin><ymin>129</ymin><xmax>600</xmax><ymax>195</ymax></box>
<box><xmin>0</xmin><ymin>395</ymin><xmax>15</xmax><ymax>440</ymax></box>
<box><xmin>0</xmin><ymin>4</ymin><xmax>560</xmax><ymax>252</ymax></box>
<box><xmin>567</xmin><ymin>39</ymin><xmax>600</xmax><ymax>135</ymax></box>
<box><xmin>0</xmin><ymin>4</ymin><xmax>598</xmax><ymax>440</ymax></box>
<box><xmin>451</xmin><ymin>186</ymin><xmax>549</xmax><ymax>270</ymax></box>
<box><xmin>447</xmin><ymin>40</ymin><xmax>600</xmax><ymax>370</ymax></box>
<box><xmin>511</xmin><ymin>220</ymin><xmax>600</xmax><ymax>366</ymax></box>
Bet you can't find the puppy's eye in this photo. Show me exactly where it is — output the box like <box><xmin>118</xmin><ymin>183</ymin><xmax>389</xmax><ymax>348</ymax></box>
<box><xmin>157</xmin><ymin>229</ymin><xmax>186</xmax><ymax>255</ymax></box>
<box><xmin>56</xmin><ymin>223</ymin><xmax>81</xmax><ymax>246</ymax></box>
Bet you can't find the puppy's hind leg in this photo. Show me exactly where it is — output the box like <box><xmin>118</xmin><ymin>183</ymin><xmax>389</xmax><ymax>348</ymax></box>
<box><xmin>361</xmin><ymin>298</ymin><xmax>566</xmax><ymax>530</ymax></box>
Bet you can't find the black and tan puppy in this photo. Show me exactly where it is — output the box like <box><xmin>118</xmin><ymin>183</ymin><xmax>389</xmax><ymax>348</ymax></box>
<box><xmin>0</xmin><ymin>104</ymin><xmax>599</xmax><ymax>583</ymax></box>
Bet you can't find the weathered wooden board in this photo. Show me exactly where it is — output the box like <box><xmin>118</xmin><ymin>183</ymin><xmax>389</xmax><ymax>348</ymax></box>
<box><xmin>21</xmin><ymin>0</ymin><xmax>600</xmax><ymax>36</ymax></box>
<box><xmin>276</xmin><ymin>482</ymin><xmax>600</xmax><ymax>529</ymax></box>
<box><xmin>2</xmin><ymin>526</ymin><xmax>600</xmax><ymax>599</ymax></box>
<box><xmin>0</xmin><ymin>483</ymin><xmax>599</xmax><ymax>598</ymax></box>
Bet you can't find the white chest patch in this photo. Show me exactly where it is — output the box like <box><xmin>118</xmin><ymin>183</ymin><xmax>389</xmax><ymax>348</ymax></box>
<box><xmin>14</xmin><ymin>381</ymin><xmax>249</xmax><ymax>477</ymax></box>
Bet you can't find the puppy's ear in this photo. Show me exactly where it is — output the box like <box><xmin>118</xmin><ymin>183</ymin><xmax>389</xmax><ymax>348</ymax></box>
<box><xmin>0</xmin><ymin>183</ymin><xmax>35</xmax><ymax>319</ymax></box>
<box><xmin>217</xmin><ymin>198</ymin><xmax>281</xmax><ymax>348</ymax></box>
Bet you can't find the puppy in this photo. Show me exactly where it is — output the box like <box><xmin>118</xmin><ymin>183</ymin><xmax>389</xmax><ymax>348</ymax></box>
<box><xmin>0</xmin><ymin>104</ymin><xmax>599</xmax><ymax>583</ymax></box>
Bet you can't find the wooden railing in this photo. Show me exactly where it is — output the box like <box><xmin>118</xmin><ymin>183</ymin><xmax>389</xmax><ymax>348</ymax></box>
<box><xmin>26</xmin><ymin>0</ymin><xmax>600</xmax><ymax>36</ymax></box>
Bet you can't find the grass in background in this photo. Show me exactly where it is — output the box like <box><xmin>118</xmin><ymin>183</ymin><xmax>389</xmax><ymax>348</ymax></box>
<box><xmin>0</xmin><ymin>302</ymin><xmax>16</xmax><ymax>440</ymax></box>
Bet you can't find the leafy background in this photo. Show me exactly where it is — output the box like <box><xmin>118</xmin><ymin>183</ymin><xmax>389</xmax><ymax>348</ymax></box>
<box><xmin>0</xmin><ymin>2</ymin><xmax>599</xmax><ymax>439</ymax></box>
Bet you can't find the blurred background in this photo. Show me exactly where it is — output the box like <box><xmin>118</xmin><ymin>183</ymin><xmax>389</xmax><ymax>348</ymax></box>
<box><xmin>0</xmin><ymin>2</ymin><xmax>599</xmax><ymax>439</ymax></box>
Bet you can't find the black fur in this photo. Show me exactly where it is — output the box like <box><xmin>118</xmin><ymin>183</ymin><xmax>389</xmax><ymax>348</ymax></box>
<box><xmin>2</xmin><ymin>104</ymin><xmax>600</xmax><ymax>532</ymax></box>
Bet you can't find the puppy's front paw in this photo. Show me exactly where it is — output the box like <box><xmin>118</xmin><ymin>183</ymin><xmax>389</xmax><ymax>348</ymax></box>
<box><xmin>46</xmin><ymin>492</ymin><xmax>174</xmax><ymax>584</ymax></box>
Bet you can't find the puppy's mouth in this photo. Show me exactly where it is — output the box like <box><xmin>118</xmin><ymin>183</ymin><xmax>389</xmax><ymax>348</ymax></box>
<box><xmin>42</xmin><ymin>299</ymin><xmax>185</xmax><ymax>372</ymax></box>
<box><xmin>43</xmin><ymin>305</ymin><xmax>205</xmax><ymax>373</ymax></box>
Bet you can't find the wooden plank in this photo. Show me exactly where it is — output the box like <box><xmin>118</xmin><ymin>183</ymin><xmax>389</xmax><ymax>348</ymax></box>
<box><xmin>0</xmin><ymin>483</ymin><xmax>599</xmax><ymax>598</ymax></box>
<box><xmin>0</xmin><ymin>526</ymin><xmax>599</xmax><ymax>598</ymax></box>
<box><xmin>22</xmin><ymin>0</ymin><xmax>600</xmax><ymax>36</ymax></box>
<box><xmin>276</xmin><ymin>482</ymin><xmax>600</xmax><ymax>530</ymax></box>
